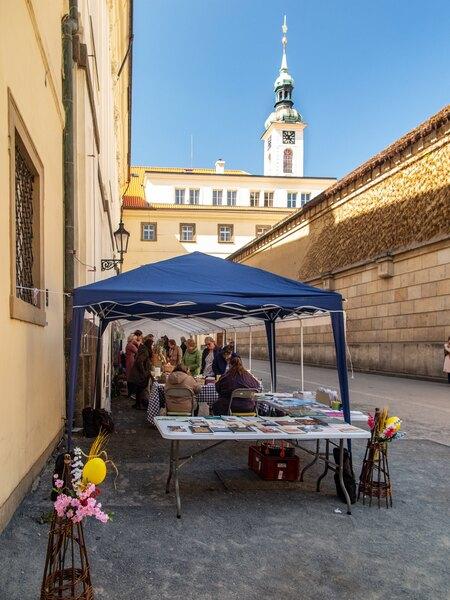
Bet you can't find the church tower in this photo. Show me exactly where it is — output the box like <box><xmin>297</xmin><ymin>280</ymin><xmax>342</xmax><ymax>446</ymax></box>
<box><xmin>262</xmin><ymin>17</ymin><xmax>306</xmax><ymax>176</ymax></box>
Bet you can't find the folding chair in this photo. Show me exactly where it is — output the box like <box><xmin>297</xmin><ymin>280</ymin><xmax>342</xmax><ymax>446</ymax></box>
<box><xmin>228</xmin><ymin>388</ymin><xmax>258</xmax><ymax>417</ymax></box>
<box><xmin>165</xmin><ymin>387</ymin><xmax>196</xmax><ymax>417</ymax></box>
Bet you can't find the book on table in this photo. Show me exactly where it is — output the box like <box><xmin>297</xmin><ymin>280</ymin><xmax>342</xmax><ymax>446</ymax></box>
<box><xmin>227</xmin><ymin>424</ymin><xmax>257</xmax><ymax>433</ymax></box>
<box><xmin>279</xmin><ymin>425</ymin><xmax>307</xmax><ymax>434</ymax></box>
<box><xmin>209</xmin><ymin>425</ymin><xmax>232</xmax><ymax>433</ymax></box>
<box><xmin>255</xmin><ymin>425</ymin><xmax>281</xmax><ymax>434</ymax></box>
<box><xmin>189</xmin><ymin>425</ymin><xmax>213</xmax><ymax>434</ymax></box>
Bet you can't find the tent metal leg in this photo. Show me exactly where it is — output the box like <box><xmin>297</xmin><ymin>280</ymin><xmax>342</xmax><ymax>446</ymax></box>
<box><xmin>249</xmin><ymin>326</ymin><xmax>252</xmax><ymax>372</ymax></box>
<box><xmin>300</xmin><ymin>320</ymin><xmax>304</xmax><ymax>393</ymax></box>
<box><xmin>338</xmin><ymin>439</ymin><xmax>352</xmax><ymax>515</ymax></box>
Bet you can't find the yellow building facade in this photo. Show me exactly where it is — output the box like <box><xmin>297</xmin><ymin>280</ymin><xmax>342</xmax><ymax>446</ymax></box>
<box><xmin>0</xmin><ymin>0</ymin><xmax>65</xmax><ymax>533</ymax></box>
<box><xmin>0</xmin><ymin>0</ymin><xmax>132</xmax><ymax>532</ymax></box>
<box><xmin>122</xmin><ymin>166</ymin><xmax>334</xmax><ymax>268</ymax></box>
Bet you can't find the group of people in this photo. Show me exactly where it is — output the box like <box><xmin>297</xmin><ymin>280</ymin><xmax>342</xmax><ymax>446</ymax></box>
<box><xmin>122</xmin><ymin>331</ymin><xmax>260</xmax><ymax>414</ymax></box>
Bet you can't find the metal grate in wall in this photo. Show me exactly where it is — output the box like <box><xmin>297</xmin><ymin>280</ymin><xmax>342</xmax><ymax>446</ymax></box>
<box><xmin>15</xmin><ymin>144</ymin><xmax>35</xmax><ymax>305</ymax></box>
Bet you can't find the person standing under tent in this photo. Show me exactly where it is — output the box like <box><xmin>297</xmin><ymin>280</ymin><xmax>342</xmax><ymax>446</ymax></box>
<box><xmin>444</xmin><ymin>336</ymin><xmax>450</xmax><ymax>383</ymax></box>
<box><xmin>162</xmin><ymin>335</ymin><xmax>170</xmax><ymax>355</ymax></box>
<box><xmin>125</xmin><ymin>333</ymin><xmax>139</xmax><ymax>396</ymax></box>
<box><xmin>182</xmin><ymin>339</ymin><xmax>202</xmax><ymax>376</ymax></box>
<box><xmin>180</xmin><ymin>336</ymin><xmax>187</xmax><ymax>355</ymax></box>
<box><xmin>134</xmin><ymin>329</ymin><xmax>144</xmax><ymax>345</ymax></box>
<box><xmin>167</xmin><ymin>339</ymin><xmax>183</xmax><ymax>366</ymax></box>
<box><xmin>201</xmin><ymin>337</ymin><xmax>220</xmax><ymax>377</ymax></box>
<box><xmin>128</xmin><ymin>336</ymin><xmax>154</xmax><ymax>410</ymax></box>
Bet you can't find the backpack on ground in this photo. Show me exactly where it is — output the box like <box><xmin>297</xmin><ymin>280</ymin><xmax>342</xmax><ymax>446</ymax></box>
<box><xmin>332</xmin><ymin>446</ymin><xmax>357</xmax><ymax>504</ymax></box>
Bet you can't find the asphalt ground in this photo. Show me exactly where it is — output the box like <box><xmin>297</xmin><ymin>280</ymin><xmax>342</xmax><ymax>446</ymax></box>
<box><xmin>249</xmin><ymin>359</ymin><xmax>450</xmax><ymax>446</ymax></box>
<box><xmin>1</xmin><ymin>361</ymin><xmax>449</xmax><ymax>599</ymax></box>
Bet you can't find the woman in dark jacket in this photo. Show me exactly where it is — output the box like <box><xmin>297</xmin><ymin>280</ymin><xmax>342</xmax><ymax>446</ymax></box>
<box><xmin>212</xmin><ymin>345</ymin><xmax>235</xmax><ymax>376</ymax></box>
<box><xmin>128</xmin><ymin>337</ymin><xmax>154</xmax><ymax>409</ymax></box>
<box><xmin>213</xmin><ymin>356</ymin><xmax>259</xmax><ymax>415</ymax></box>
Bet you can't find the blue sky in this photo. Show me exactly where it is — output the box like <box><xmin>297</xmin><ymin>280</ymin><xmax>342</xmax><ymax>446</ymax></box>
<box><xmin>131</xmin><ymin>0</ymin><xmax>450</xmax><ymax>178</ymax></box>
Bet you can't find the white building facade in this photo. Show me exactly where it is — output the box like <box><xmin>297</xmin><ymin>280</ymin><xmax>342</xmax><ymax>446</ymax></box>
<box><xmin>143</xmin><ymin>165</ymin><xmax>332</xmax><ymax>210</ymax></box>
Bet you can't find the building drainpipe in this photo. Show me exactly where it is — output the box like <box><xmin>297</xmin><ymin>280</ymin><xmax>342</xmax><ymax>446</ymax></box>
<box><xmin>62</xmin><ymin>1</ymin><xmax>78</xmax><ymax>403</ymax></box>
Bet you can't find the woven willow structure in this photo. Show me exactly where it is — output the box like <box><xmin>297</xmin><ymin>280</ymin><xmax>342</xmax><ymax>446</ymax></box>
<box><xmin>358</xmin><ymin>408</ymin><xmax>393</xmax><ymax>508</ymax></box>
<box><xmin>40</xmin><ymin>455</ymin><xmax>93</xmax><ymax>600</ymax></box>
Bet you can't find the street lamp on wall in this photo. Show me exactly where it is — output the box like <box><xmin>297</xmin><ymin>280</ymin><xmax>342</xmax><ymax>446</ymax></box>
<box><xmin>101</xmin><ymin>221</ymin><xmax>130</xmax><ymax>271</ymax></box>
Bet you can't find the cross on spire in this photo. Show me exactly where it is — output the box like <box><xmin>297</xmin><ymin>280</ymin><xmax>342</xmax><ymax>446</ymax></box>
<box><xmin>281</xmin><ymin>15</ymin><xmax>288</xmax><ymax>72</ymax></box>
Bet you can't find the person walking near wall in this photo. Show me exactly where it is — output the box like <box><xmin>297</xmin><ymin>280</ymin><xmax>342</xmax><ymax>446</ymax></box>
<box><xmin>444</xmin><ymin>336</ymin><xmax>450</xmax><ymax>383</ymax></box>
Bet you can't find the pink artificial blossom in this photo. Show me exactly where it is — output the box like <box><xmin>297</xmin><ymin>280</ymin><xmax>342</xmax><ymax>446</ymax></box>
<box><xmin>53</xmin><ymin>479</ymin><xmax>109</xmax><ymax>525</ymax></box>
<box><xmin>54</xmin><ymin>494</ymin><xmax>72</xmax><ymax>517</ymax></box>
<box><xmin>367</xmin><ymin>414</ymin><xmax>375</xmax><ymax>430</ymax></box>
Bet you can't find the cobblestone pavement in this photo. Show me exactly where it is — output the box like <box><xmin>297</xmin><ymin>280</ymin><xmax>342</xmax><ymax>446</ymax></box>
<box><xmin>0</xmin><ymin>363</ymin><xmax>449</xmax><ymax>599</ymax></box>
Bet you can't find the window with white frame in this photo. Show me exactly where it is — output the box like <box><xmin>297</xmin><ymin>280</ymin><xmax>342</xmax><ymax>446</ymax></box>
<box><xmin>255</xmin><ymin>224</ymin><xmax>271</xmax><ymax>237</ymax></box>
<box><xmin>189</xmin><ymin>189</ymin><xmax>199</xmax><ymax>205</ymax></box>
<box><xmin>141</xmin><ymin>222</ymin><xmax>157</xmax><ymax>241</ymax></box>
<box><xmin>180</xmin><ymin>223</ymin><xmax>196</xmax><ymax>242</ymax></box>
<box><xmin>287</xmin><ymin>192</ymin><xmax>297</xmax><ymax>208</ymax></box>
<box><xmin>218</xmin><ymin>224</ymin><xmax>234</xmax><ymax>243</ymax></box>
<box><xmin>250</xmin><ymin>191</ymin><xmax>260</xmax><ymax>207</ymax></box>
<box><xmin>267</xmin><ymin>136</ymin><xmax>271</xmax><ymax>150</ymax></box>
<box><xmin>212</xmin><ymin>189</ymin><xmax>223</xmax><ymax>206</ymax></box>
<box><xmin>227</xmin><ymin>190</ymin><xmax>237</xmax><ymax>206</ymax></box>
<box><xmin>263</xmin><ymin>191</ymin><xmax>274</xmax><ymax>207</ymax></box>
<box><xmin>175</xmin><ymin>188</ymin><xmax>185</xmax><ymax>204</ymax></box>
<box><xmin>300</xmin><ymin>192</ymin><xmax>311</xmax><ymax>206</ymax></box>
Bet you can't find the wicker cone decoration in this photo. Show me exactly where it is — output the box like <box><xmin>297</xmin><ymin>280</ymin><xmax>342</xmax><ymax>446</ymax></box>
<box><xmin>40</xmin><ymin>454</ymin><xmax>94</xmax><ymax>600</ymax></box>
<box><xmin>358</xmin><ymin>408</ymin><xmax>393</xmax><ymax>508</ymax></box>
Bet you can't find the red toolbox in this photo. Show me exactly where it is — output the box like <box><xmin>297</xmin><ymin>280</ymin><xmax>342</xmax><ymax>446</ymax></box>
<box><xmin>248</xmin><ymin>444</ymin><xmax>300</xmax><ymax>481</ymax></box>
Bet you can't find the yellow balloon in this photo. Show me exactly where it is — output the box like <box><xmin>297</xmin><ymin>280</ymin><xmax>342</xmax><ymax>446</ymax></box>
<box><xmin>82</xmin><ymin>458</ymin><xmax>107</xmax><ymax>485</ymax></box>
<box><xmin>385</xmin><ymin>416</ymin><xmax>401</xmax><ymax>431</ymax></box>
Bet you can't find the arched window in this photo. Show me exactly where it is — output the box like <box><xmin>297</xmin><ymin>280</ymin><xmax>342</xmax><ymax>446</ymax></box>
<box><xmin>283</xmin><ymin>148</ymin><xmax>293</xmax><ymax>174</ymax></box>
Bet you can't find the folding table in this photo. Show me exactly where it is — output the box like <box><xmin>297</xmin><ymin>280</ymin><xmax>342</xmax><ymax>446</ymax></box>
<box><xmin>154</xmin><ymin>416</ymin><xmax>370</xmax><ymax>518</ymax></box>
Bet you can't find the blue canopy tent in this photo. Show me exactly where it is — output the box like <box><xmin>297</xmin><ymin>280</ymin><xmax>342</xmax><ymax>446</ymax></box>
<box><xmin>67</xmin><ymin>252</ymin><xmax>350</xmax><ymax>448</ymax></box>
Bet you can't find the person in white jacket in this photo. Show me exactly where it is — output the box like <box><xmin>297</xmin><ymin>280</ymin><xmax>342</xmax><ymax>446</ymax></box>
<box><xmin>443</xmin><ymin>336</ymin><xmax>450</xmax><ymax>384</ymax></box>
